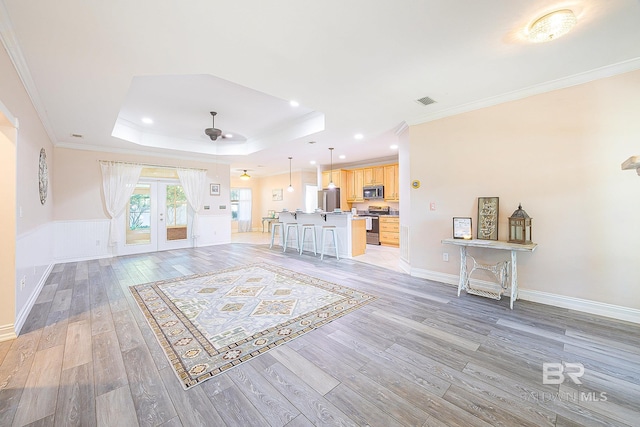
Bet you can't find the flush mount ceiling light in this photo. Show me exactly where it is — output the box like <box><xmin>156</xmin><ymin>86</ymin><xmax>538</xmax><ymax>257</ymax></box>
<box><xmin>528</xmin><ymin>9</ymin><xmax>577</xmax><ymax>43</ymax></box>
<box><xmin>287</xmin><ymin>157</ymin><xmax>294</xmax><ymax>192</ymax></box>
<box><xmin>327</xmin><ymin>147</ymin><xmax>336</xmax><ymax>189</ymax></box>
<box><xmin>240</xmin><ymin>170</ymin><xmax>250</xmax><ymax>180</ymax></box>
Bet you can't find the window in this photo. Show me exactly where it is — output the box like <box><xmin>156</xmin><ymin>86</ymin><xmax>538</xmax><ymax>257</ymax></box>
<box><xmin>231</xmin><ymin>188</ymin><xmax>252</xmax><ymax>232</ymax></box>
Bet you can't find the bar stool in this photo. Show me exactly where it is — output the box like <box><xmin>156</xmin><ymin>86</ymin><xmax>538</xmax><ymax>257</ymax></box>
<box><xmin>320</xmin><ymin>225</ymin><xmax>339</xmax><ymax>260</ymax></box>
<box><xmin>299</xmin><ymin>224</ymin><xmax>317</xmax><ymax>256</ymax></box>
<box><xmin>269</xmin><ymin>222</ymin><xmax>284</xmax><ymax>249</ymax></box>
<box><xmin>283</xmin><ymin>223</ymin><xmax>300</xmax><ymax>253</ymax></box>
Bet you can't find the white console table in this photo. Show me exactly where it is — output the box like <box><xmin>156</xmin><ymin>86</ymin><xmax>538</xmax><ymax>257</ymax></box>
<box><xmin>442</xmin><ymin>239</ymin><xmax>537</xmax><ymax>309</ymax></box>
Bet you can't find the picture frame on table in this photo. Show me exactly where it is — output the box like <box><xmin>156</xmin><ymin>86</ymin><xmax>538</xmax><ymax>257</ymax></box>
<box><xmin>477</xmin><ymin>196</ymin><xmax>499</xmax><ymax>240</ymax></box>
<box><xmin>210</xmin><ymin>183</ymin><xmax>220</xmax><ymax>196</ymax></box>
<box><xmin>453</xmin><ymin>217</ymin><xmax>473</xmax><ymax>239</ymax></box>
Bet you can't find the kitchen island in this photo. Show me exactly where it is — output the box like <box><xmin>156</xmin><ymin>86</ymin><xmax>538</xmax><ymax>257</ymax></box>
<box><xmin>278</xmin><ymin>211</ymin><xmax>367</xmax><ymax>258</ymax></box>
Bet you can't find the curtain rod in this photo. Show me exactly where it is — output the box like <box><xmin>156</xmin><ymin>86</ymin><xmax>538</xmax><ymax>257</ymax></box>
<box><xmin>98</xmin><ymin>160</ymin><xmax>207</xmax><ymax>172</ymax></box>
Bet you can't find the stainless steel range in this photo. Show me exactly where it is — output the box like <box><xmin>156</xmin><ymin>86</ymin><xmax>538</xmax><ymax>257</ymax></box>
<box><xmin>362</xmin><ymin>205</ymin><xmax>390</xmax><ymax>245</ymax></box>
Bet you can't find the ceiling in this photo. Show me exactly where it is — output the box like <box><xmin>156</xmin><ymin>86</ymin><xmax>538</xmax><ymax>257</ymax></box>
<box><xmin>2</xmin><ymin>0</ymin><xmax>640</xmax><ymax>177</ymax></box>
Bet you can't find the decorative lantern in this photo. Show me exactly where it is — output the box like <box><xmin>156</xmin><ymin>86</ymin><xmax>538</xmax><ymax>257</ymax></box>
<box><xmin>508</xmin><ymin>203</ymin><xmax>532</xmax><ymax>244</ymax></box>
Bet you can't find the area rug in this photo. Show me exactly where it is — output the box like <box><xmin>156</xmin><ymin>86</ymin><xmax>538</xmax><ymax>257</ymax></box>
<box><xmin>130</xmin><ymin>262</ymin><xmax>377</xmax><ymax>389</ymax></box>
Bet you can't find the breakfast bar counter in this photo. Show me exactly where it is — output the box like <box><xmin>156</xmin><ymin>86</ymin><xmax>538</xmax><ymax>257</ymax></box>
<box><xmin>278</xmin><ymin>211</ymin><xmax>367</xmax><ymax>258</ymax></box>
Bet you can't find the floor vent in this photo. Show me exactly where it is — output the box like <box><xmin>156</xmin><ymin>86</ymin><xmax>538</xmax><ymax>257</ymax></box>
<box><xmin>416</xmin><ymin>96</ymin><xmax>436</xmax><ymax>106</ymax></box>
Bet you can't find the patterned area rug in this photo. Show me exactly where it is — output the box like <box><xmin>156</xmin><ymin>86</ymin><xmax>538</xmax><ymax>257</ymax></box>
<box><xmin>130</xmin><ymin>263</ymin><xmax>377</xmax><ymax>389</ymax></box>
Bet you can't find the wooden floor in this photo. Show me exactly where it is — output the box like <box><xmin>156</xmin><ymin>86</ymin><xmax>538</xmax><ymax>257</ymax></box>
<box><xmin>1</xmin><ymin>242</ymin><xmax>639</xmax><ymax>426</ymax></box>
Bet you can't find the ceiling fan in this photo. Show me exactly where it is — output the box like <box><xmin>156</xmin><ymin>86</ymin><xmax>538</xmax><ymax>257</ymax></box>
<box><xmin>204</xmin><ymin>111</ymin><xmax>229</xmax><ymax>141</ymax></box>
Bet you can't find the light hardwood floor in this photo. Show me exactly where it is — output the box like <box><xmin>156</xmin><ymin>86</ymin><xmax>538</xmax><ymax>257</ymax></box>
<box><xmin>1</xmin><ymin>240</ymin><xmax>639</xmax><ymax>426</ymax></box>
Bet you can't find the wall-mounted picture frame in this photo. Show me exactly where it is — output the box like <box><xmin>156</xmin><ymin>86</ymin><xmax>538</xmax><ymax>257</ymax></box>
<box><xmin>477</xmin><ymin>196</ymin><xmax>499</xmax><ymax>240</ymax></box>
<box><xmin>272</xmin><ymin>188</ymin><xmax>283</xmax><ymax>201</ymax></box>
<box><xmin>453</xmin><ymin>217</ymin><xmax>472</xmax><ymax>239</ymax></box>
<box><xmin>210</xmin><ymin>183</ymin><xmax>220</xmax><ymax>196</ymax></box>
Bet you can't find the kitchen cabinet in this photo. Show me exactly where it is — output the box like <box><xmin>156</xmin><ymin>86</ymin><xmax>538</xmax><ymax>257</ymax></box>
<box><xmin>384</xmin><ymin>164</ymin><xmax>399</xmax><ymax>201</ymax></box>
<box><xmin>346</xmin><ymin>169</ymin><xmax>364</xmax><ymax>202</ymax></box>
<box><xmin>363</xmin><ymin>166</ymin><xmax>384</xmax><ymax>186</ymax></box>
<box><xmin>321</xmin><ymin>169</ymin><xmax>344</xmax><ymax>189</ymax></box>
<box><xmin>380</xmin><ymin>216</ymin><xmax>399</xmax><ymax>247</ymax></box>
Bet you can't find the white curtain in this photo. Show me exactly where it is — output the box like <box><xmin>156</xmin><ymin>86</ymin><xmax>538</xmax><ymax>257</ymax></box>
<box><xmin>177</xmin><ymin>168</ymin><xmax>207</xmax><ymax>242</ymax></box>
<box><xmin>237</xmin><ymin>188</ymin><xmax>252</xmax><ymax>232</ymax></box>
<box><xmin>100</xmin><ymin>161</ymin><xmax>143</xmax><ymax>246</ymax></box>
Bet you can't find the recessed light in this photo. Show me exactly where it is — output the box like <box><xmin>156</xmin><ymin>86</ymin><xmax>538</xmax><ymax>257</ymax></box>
<box><xmin>339</xmin><ymin>155</ymin><xmax>346</xmax><ymax>159</ymax></box>
<box><xmin>390</xmin><ymin>144</ymin><xmax>398</xmax><ymax>150</ymax></box>
<box><xmin>141</xmin><ymin>117</ymin><xmax>153</xmax><ymax>124</ymax></box>
<box><xmin>354</xmin><ymin>133</ymin><xmax>363</xmax><ymax>140</ymax></box>
<box><xmin>290</xmin><ymin>100</ymin><xmax>299</xmax><ymax>107</ymax></box>
<box><xmin>310</xmin><ymin>160</ymin><xmax>316</xmax><ymax>165</ymax></box>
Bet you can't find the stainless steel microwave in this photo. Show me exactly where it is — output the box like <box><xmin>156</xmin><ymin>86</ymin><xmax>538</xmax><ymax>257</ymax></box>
<box><xmin>363</xmin><ymin>186</ymin><xmax>384</xmax><ymax>199</ymax></box>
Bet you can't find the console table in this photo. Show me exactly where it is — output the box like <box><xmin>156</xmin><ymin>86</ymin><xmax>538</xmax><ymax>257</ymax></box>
<box><xmin>442</xmin><ymin>239</ymin><xmax>537</xmax><ymax>309</ymax></box>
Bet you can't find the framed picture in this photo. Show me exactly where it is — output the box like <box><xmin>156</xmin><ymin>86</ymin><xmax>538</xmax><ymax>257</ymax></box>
<box><xmin>453</xmin><ymin>217</ymin><xmax>472</xmax><ymax>239</ymax></box>
<box><xmin>477</xmin><ymin>196</ymin><xmax>499</xmax><ymax>240</ymax></box>
<box><xmin>210</xmin><ymin>183</ymin><xmax>220</xmax><ymax>196</ymax></box>
<box><xmin>272</xmin><ymin>188</ymin><xmax>283</xmax><ymax>201</ymax></box>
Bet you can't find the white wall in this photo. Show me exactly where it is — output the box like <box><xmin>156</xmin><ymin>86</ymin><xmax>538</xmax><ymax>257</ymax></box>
<box><xmin>408</xmin><ymin>69</ymin><xmax>640</xmax><ymax>314</ymax></box>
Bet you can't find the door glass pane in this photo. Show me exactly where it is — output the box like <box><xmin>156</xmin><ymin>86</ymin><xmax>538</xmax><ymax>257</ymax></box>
<box><xmin>166</xmin><ymin>184</ymin><xmax>188</xmax><ymax>241</ymax></box>
<box><xmin>126</xmin><ymin>184</ymin><xmax>151</xmax><ymax>245</ymax></box>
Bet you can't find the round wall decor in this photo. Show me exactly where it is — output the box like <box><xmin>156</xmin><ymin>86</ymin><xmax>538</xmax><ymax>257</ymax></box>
<box><xmin>39</xmin><ymin>148</ymin><xmax>48</xmax><ymax>204</ymax></box>
<box><xmin>411</xmin><ymin>179</ymin><xmax>421</xmax><ymax>189</ymax></box>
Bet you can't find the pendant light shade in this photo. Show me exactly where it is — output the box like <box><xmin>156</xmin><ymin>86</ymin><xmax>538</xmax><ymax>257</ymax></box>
<box><xmin>327</xmin><ymin>147</ymin><xmax>336</xmax><ymax>189</ymax></box>
<box><xmin>287</xmin><ymin>156</ymin><xmax>294</xmax><ymax>192</ymax></box>
<box><xmin>240</xmin><ymin>170</ymin><xmax>250</xmax><ymax>180</ymax></box>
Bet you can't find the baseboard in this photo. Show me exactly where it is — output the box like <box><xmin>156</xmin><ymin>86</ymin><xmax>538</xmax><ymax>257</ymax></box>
<box><xmin>54</xmin><ymin>253</ymin><xmax>113</xmax><ymax>263</ymax></box>
<box><xmin>518</xmin><ymin>289</ymin><xmax>640</xmax><ymax>325</ymax></box>
<box><xmin>15</xmin><ymin>263</ymin><xmax>54</xmax><ymax>335</ymax></box>
<box><xmin>410</xmin><ymin>267</ymin><xmax>458</xmax><ymax>287</ymax></box>
<box><xmin>0</xmin><ymin>324</ymin><xmax>17</xmax><ymax>342</ymax></box>
<box><xmin>410</xmin><ymin>268</ymin><xmax>640</xmax><ymax>324</ymax></box>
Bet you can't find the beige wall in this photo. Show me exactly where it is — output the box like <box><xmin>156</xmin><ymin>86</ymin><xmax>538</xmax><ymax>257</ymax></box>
<box><xmin>1</xmin><ymin>42</ymin><xmax>55</xmax><ymax>338</ymax></box>
<box><xmin>231</xmin><ymin>169</ymin><xmax>317</xmax><ymax>231</ymax></box>
<box><xmin>409</xmin><ymin>69</ymin><xmax>640</xmax><ymax>309</ymax></box>
<box><xmin>54</xmin><ymin>147</ymin><xmax>231</xmax><ymax>221</ymax></box>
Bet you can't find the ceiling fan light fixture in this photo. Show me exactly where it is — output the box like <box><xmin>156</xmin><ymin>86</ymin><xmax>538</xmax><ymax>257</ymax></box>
<box><xmin>528</xmin><ymin>9</ymin><xmax>577</xmax><ymax>43</ymax></box>
<box><xmin>240</xmin><ymin>170</ymin><xmax>250</xmax><ymax>180</ymax></box>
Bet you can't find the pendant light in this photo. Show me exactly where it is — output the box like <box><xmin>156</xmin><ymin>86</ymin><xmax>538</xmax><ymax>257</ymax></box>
<box><xmin>240</xmin><ymin>170</ymin><xmax>250</xmax><ymax>180</ymax></box>
<box><xmin>327</xmin><ymin>147</ymin><xmax>336</xmax><ymax>189</ymax></box>
<box><xmin>287</xmin><ymin>156</ymin><xmax>294</xmax><ymax>192</ymax></box>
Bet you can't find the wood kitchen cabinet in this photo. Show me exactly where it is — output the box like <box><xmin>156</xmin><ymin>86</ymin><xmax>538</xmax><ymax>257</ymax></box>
<box><xmin>384</xmin><ymin>164</ymin><xmax>399</xmax><ymax>201</ymax></box>
<box><xmin>363</xmin><ymin>166</ymin><xmax>384</xmax><ymax>186</ymax></box>
<box><xmin>346</xmin><ymin>169</ymin><xmax>364</xmax><ymax>202</ymax></box>
<box><xmin>321</xmin><ymin>169</ymin><xmax>345</xmax><ymax>189</ymax></box>
<box><xmin>379</xmin><ymin>216</ymin><xmax>399</xmax><ymax>247</ymax></box>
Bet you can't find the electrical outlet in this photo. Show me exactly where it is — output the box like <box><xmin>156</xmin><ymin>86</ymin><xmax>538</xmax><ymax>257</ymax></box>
<box><xmin>20</xmin><ymin>276</ymin><xmax>26</xmax><ymax>290</ymax></box>
<box><xmin>430</xmin><ymin>202</ymin><xmax>436</xmax><ymax>211</ymax></box>
<box><xmin>442</xmin><ymin>252</ymin><xmax>449</xmax><ymax>262</ymax></box>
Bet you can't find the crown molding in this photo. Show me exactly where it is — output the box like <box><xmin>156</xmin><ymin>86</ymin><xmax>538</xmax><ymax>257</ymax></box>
<box><xmin>0</xmin><ymin>1</ymin><xmax>57</xmax><ymax>143</ymax></box>
<box><xmin>56</xmin><ymin>141</ymin><xmax>228</xmax><ymax>165</ymax></box>
<box><xmin>408</xmin><ymin>57</ymin><xmax>640</xmax><ymax>126</ymax></box>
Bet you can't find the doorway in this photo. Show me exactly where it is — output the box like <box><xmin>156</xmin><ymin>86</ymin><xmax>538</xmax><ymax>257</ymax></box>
<box><xmin>117</xmin><ymin>180</ymin><xmax>192</xmax><ymax>255</ymax></box>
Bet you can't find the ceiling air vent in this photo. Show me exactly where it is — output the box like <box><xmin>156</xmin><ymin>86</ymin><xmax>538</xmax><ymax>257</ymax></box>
<box><xmin>416</xmin><ymin>96</ymin><xmax>436</xmax><ymax>106</ymax></box>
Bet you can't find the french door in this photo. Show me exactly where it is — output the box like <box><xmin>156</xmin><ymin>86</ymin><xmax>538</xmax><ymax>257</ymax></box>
<box><xmin>117</xmin><ymin>180</ymin><xmax>192</xmax><ymax>255</ymax></box>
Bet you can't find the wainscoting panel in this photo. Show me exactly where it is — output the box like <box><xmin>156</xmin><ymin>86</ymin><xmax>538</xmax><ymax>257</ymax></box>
<box><xmin>54</xmin><ymin>219</ymin><xmax>111</xmax><ymax>262</ymax></box>
<box><xmin>16</xmin><ymin>222</ymin><xmax>55</xmax><ymax>333</ymax></box>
